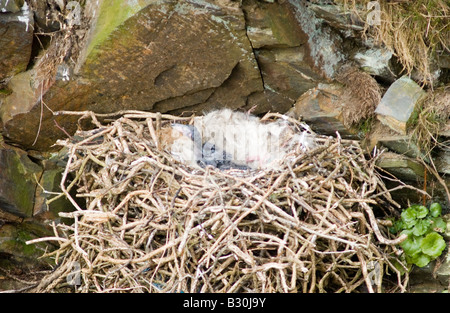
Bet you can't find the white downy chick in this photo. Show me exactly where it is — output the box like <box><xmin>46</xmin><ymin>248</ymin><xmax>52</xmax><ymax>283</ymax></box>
<box><xmin>200</xmin><ymin>141</ymin><xmax>250</xmax><ymax>170</ymax></box>
<box><xmin>158</xmin><ymin>124</ymin><xmax>202</xmax><ymax>168</ymax></box>
<box><xmin>194</xmin><ymin>108</ymin><xmax>315</xmax><ymax>170</ymax></box>
<box><xmin>158</xmin><ymin>109</ymin><xmax>315</xmax><ymax>170</ymax></box>
<box><xmin>158</xmin><ymin>123</ymin><xmax>249</xmax><ymax>170</ymax></box>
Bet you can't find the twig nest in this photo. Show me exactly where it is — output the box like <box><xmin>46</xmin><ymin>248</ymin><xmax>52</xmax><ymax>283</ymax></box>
<box><xmin>31</xmin><ymin>109</ymin><xmax>414</xmax><ymax>293</ymax></box>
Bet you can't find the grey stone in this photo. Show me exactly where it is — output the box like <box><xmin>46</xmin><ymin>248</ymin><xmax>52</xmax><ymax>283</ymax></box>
<box><xmin>375</xmin><ymin>151</ymin><xmax>425</xmax><ymax>181</ymax></box>
<box><xmin>377</xmin><ymin>135</ymin><xmax>428</xmax><ymax>160</ymax></box>
<box><xmin>308</xmin><ymin>3</ymin><xmax>365</xmax><ymax>32</ymax></box>
<box><xmin>375</xmin><ymin>76</ymin><xmax>426</xmax><ymax>134</ymax></box>
<box><xmin>435</xmin><ymin>149</ymin><xmax>450</xmax><ymax>175</ymax></box>
<box><xmin>353</xmin><ymin>47</ymin><xmax>396</xmax><ymax>82</ymax></box>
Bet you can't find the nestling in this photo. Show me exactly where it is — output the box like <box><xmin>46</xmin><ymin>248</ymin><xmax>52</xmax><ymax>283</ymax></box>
<box><xmin>158</xmin><ymin>108</ymin><xmax>315</xmax><ymax>170</ymax></box>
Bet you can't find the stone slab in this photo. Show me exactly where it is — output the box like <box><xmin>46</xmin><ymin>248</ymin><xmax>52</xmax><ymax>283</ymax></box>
<box><xmin>375</xmin><ymin>76</ymin><xmax>426</xmax><ymax>134</ymax></box>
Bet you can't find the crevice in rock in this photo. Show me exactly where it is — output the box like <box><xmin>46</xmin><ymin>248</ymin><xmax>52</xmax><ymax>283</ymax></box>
<box><xmin>154</xmin><ymin>64</ymin><xmax>177</xmax><ymax>87</ymax></box>
<box><xmin>152</xmin><ymin>87</ymin><xmax>216</xmax><ymax>113</ymax></box>
<box><xmin>167</xmin><ymin>61</ymin><xmax>252</xmax><ymax>115</ymax></box>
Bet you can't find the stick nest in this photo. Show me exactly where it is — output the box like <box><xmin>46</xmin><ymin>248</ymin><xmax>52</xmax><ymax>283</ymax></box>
<box><xmin>32</xmin><ymin>110</ymin><xmax>412</xmax><ymax>293</ymax></box>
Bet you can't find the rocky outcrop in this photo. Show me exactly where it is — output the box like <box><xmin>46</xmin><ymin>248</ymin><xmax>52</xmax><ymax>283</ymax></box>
<box><xmin>0</xmin><ymin>220</ymin><xmax>55</xmax><ymax>291</ymax></box>
<box><xmin>241</xmin><ymin>0</ymin><xmax>327</xmax><ymax>113</ymax></box>
<box><xmin>288</xmin><ymin>83</ymin><xmax>357</xmax><ymax>138</ymax></box>
<box><xmin>0</xmin><ymin>137</ymin><xmax>70</xmax><ymax>221</ymax></box>
<box><xmin>0</xmin><ymin>1</ymin><xmax>33</xmax><ymax>82</ymax></box>
<box><xmin>1</xmin><ymin>0</ymin><xmax>264</xmax><ymax>151</ymax></box>
<box><xmin>0</xmin><ymin>0</ymin><xmax>355</xmax><ymax>151</ymax></box>
<box><xmin>288</xmin><ymin>65</ymin><xmax>381</xmax><ymax>137</ymax></box>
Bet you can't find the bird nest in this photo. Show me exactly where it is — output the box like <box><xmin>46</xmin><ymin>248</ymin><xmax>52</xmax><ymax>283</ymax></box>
<box><xmin>30</xmin><ymin>109</ymin><xmax>415</xmax><ymax>293</ymax></box>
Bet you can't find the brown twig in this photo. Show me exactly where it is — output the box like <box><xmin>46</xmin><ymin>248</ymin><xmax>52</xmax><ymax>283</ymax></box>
<box><xmin>26</xmin><ymin>110</ymin><xmax>414</xmax><ymax>293</ymax></box>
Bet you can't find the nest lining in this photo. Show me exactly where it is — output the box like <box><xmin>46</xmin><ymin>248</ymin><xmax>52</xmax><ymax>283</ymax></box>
<box><xmin>29</xmin><ymin>109</ymin><xmax>416</xmax><ymax>293</ymax></box>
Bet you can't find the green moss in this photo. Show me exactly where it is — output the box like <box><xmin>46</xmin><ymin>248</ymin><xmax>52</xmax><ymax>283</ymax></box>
<box><xmin>0</xmin><ymin>88</ymin><xmax>12</xmax><ymax>96</ymax></box>
<box><xmin>357</xmin><ymin>116</ymin><xmax>374</xmax><ymax>136</ymax></box>
<box><xmin>0</xmin><ymin>222</ymin><xmax>54</xmax><ymax>261</ymax></box>
<box><xmin>86</xmin><ymin>0</ymin><xmax>156</xmax><ymax>58</ymax></box>
<box><xmin>2</xmin><ymin>149</ymin><xmax>42</xmax><ymax>217</ymax></box>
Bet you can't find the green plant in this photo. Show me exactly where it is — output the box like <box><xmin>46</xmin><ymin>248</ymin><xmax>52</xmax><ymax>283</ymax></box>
<box><xmin>391</xmin><ymin>203</ymin><xmax>447</xmax><ymax>267</ymax></box>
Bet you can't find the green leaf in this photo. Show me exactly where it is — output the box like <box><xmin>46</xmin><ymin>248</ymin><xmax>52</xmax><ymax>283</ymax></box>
<box><xmin>412</xmin><ymin>219</ymin><xmax>431</xmax><ymax>236</ymax></box>
<box><xmin>413</xmin><ymin>205</ymin><xmax>428</xmax><ymax>219</ymax></box>
<box><xmin>430</xmin><ymin>203</ymin><xmax>442</xmax><ymax>218</ymax></box>
<box><xmin>400</xmin><ymin>234</ymin><xmax>422</xmax><ymax>257</ymax></box>
<box><xmin>421</xmin><ymin>232</ymin><xmax>446</xmax><ymax>258</ymax></box>
<box><xmin>412</xmin><ymin>253</ymin><xmax>432</xmax><ymax>267</ymax></box>
<box><xmin>401</xmin><ymin>208</ymin><xmax>418</xmax><ymax>228</ymax></box>
<box><xmin>400</xmin><ymin>228</ymin><xmax>413</xmax><ymax>236</ymax></box>
<box><xmin>390</xmin><ymin>219</ymin><xmax>404</xmax><ymax>234</ymax></box>
<box><xmin>430</xmin><ymin>217</ymin><xmax>447</xmax><ymax>233</ymax></box>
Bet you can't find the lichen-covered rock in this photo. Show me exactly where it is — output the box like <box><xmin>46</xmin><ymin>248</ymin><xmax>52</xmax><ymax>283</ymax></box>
<box><xmin>352</xmin><ymin>47</ymin><xmax>396</xmax><ymax>83</ymax></box>
<box><xmin>287</xmin><ymin>0</ymin><xmax>344</xmax><ymax>79</ymax></box>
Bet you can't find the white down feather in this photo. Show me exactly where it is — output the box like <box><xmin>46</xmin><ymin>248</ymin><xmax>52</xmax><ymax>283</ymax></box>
<box><xmin>193</xmin><ymin>108</ymin><xmax>315</xmax><ymax>170</ymax></box>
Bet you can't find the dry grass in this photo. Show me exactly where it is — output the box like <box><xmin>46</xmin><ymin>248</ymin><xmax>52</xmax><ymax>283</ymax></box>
<box><xmin>23</xmin><ymin>110</ymin><xmax>426</xmax><ymax>293</ymax></box>
<box><xmin>408</xmin><ymin>86</ymin><xmax>450</xmax><ymax>152</ymax></box>
<box><xmin>335</xmin><ymin>64</ymin><xmax>382</xmax><ymax>127</ymax></box>
<box><xmin>337</xmin><ymin>0</ymin><xmax>449</xmax><ymax>86</ymax></box>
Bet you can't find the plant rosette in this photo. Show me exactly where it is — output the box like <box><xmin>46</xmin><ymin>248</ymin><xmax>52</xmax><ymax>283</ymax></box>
<box><xmin>391</xmin><ymin>203</ymin><xmax>447</xmax><ymax>267</ymax></box>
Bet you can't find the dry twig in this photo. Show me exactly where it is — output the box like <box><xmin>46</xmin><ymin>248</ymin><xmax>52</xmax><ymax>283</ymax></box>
<box><xmin>28</xmin><ymin>110</ymin><xmax>417</xmax><ymax>293</ymax></box>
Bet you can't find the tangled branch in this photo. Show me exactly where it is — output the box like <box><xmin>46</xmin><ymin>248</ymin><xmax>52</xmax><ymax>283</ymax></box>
<box><xmin>28</xmin><ymin>110</ymin><xmax>416</xmax><ymax>293</ymax></box>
